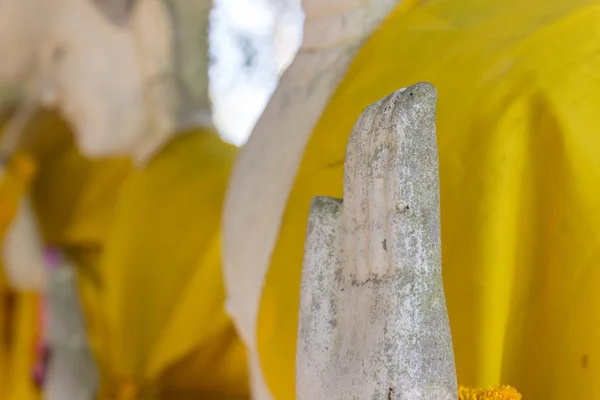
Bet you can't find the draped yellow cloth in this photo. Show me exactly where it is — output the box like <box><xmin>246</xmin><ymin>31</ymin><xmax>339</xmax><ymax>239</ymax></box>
<box><xmin>257</xmin><ymin>0</ymin><xmax>600</xmax><ymax>398</ymax></box>
<box><xmin>0</xmin><ymin>111</ymin><xmax>248</xmax><ymax>399</ymax></box>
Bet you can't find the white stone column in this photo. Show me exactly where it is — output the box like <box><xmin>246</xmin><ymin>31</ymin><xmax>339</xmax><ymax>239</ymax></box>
<box><xmin>297</xmin><ymin>83</ymin><xmax>457</xmax><ymax>400</ymax></box>
<box><xmin>43</xmin><ymin>252</ymin><xmax>99</xmax><ymax>400</ymax></box>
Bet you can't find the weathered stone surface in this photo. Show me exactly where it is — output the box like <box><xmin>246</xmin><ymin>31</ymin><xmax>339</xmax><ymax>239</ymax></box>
<box><xmin>297</xmin><ymin>83</ymin><xmax>457</xmax><ymax>399</ymax></box>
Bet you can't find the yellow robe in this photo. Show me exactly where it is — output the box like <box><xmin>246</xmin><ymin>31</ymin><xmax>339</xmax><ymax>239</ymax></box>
<box><xmin>1</xmin><ymin>111</ymin><xmax>248</xmax><ymax>399</ymax></box>
<box><xmin>257</xmin><ymin>0</ymin><xmax>600</xmax><ymax>398</ymax></box>
<box><xmin>84</xmin><ymin>130</ymin><xmax>248</xmax><ymax>399</ymax></box>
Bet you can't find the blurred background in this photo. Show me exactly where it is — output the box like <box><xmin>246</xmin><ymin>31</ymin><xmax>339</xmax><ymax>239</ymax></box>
<box><xmin>210</xmin><ymin>0</ymin><xmax>303</xmax><ymax>146</ymax></box>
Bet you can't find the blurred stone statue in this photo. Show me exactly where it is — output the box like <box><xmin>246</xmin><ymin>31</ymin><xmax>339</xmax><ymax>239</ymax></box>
<box><xmin>0</xmin><ymin>0</ymin><xmax>249</xmax><ymax>399</ymax></box>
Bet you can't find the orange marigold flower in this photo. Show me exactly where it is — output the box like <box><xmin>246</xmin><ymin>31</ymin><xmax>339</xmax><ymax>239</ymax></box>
<box><xmin>458</xmin><ymin>385</ymin><xmax>522</xmax><ymax>400</ymax></box>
